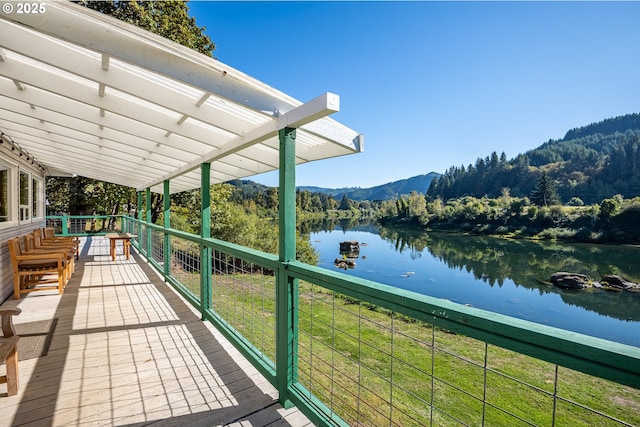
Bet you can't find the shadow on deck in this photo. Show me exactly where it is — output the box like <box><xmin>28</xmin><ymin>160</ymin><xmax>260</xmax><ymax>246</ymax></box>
<box><xmin>0</xmin><ymin>236</ymin><xmax>311</xmax><ymax>427</ymax></box>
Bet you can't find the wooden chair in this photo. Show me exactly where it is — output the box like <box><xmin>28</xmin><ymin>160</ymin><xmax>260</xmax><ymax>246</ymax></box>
<box><xmin>24</xmin><ymin>232</ymin><xmax>74</xmax><ymax>277</ymax></box>
<box><xmin>0</xmin><ymin>308</ymin><xmax>21</xmax><ymax>396</ymax></box>
<box><xmin>42</xmin><ymin>227</ymin><xmax>80</xmax><ymax>258</ymax></box>
<box><xmin>7</xmin><ymin>238</ymin><xmax>68</xmax><ymax>299</ymax></box>
<box><xmin>30</xmin><ymin>231</ymin><xmax>76</xmax><ymax>268</ymax></box>
<box><xmin>39</xmin><ymin>228</ymin><xmax>80</xmax><ymax>260</ymax></box>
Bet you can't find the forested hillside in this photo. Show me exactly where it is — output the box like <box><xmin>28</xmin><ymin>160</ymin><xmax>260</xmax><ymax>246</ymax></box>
<box><xmin>427</xmin><ymin>113</ymin><xmax>640</xmax><ymax>204</ymax></box>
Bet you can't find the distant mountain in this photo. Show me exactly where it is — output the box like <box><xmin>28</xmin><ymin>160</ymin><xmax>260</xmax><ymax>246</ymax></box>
<box><xmin>298</xmin><ymin>173</ymin><xmax>440</xmax><ymax>201</ymax></box>
<box><xmin>228</xmin><ymin>173</ymin><xmax>440</xmax><ymax>203</ymax></box>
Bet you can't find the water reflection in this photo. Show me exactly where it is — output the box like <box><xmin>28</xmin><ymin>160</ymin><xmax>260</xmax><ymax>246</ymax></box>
<box><xmin>300</xmin><ymin>216</ymin><xmax>377</xmax><ymax>235</ymax></box>
<box><xmin>307</xmin><ymin>218</ymin><xmax>640</xmax><ymax>325</ymax></box>
<box><xmin>377</xmin><ymin>225</ymin><xmax>640</xmax><ymax>322</ymax></box>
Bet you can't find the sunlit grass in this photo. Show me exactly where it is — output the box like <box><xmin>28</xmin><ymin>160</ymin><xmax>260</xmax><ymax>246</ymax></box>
<box><xmin>174</xmin><ymin>268</ymin><xmax>640</xmax><ymax>426</ymax></box>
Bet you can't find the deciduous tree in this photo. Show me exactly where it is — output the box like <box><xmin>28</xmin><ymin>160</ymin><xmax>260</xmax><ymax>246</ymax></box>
<box><xmin>76</xmin><ymin>1</ymin><xmax>215</xmax><ymax>56</ymax></box>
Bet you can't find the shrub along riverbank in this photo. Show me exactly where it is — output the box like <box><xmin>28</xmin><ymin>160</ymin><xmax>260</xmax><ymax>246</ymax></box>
<box><xmin>376</xmin><ymin>193</ymin><xmax>640</xmax><ymax>244</ymax></box>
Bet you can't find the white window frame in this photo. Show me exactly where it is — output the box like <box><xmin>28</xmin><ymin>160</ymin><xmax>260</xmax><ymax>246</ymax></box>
<box><xmin>0</xmin><ymin>159</ymin><xmax>16</xmax><ymax>226</ymax></box>
<box><xmin>32</xmin><ymin>176</ymin><xmax>43</xmax><ymax>220</ymax></box>
<box><xmin>19</xmin><ymin>169</ymin><xmax>31</xmax><ymax>222</ymax></box>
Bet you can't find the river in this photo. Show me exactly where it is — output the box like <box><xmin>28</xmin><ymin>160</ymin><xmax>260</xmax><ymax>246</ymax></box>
<box><xmin>307</xmin><ymin>220</ymin><xmax>640</xmax><ymax>347</ymax></box>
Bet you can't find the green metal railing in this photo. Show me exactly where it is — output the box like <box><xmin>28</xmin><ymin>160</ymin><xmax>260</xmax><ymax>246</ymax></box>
<box><xmin>46</xmin><ymin>214</ymin><xmax>126</xmax><ymax>236</ymax></box>
<box><xmin>50</xmin><ymin>214</ymin><xmax>640</xmax><ymax>427</ymax></box>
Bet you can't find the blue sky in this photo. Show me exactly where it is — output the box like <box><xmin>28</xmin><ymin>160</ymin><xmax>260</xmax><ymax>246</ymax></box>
<box><xmin>188</xmin><ymin>1</ymin><xmax>640</xmax><ymax>189</ymax></box>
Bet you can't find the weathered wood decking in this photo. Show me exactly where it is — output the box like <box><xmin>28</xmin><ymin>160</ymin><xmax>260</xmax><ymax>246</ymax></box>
<box><xmin>0</xmin><ymin>236</ymin><xmax>311</xmax><ymax>427</ymax></box>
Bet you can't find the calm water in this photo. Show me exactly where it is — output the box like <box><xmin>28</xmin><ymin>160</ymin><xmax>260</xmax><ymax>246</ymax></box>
<box><xmin>308</xmin><ymin>221</ymin><xmax>640</xmax><ymax>347</ymax></box>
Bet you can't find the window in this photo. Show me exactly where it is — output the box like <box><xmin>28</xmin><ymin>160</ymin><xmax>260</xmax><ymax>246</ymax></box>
<box><xmin>19</xmin><ymin>171</ymin><xmax>30</xmax><ymax>221</ymax></box>
<box><xmin>0</xmin><ymin>163</ymin><xmax>9</xmax><ymax>222</ymax></box>
<box><xmin>0</xmin><ymin>161</ymin><xmax>42</xmax><ymax>225</ymax></box>
<box><xmin>32</xmin><ymin>177</ymin><xmax>42</xmax><ymax>219</ymax></box>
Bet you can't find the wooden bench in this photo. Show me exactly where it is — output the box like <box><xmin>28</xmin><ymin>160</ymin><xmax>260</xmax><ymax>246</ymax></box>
<box><xmin>0</xmin><ymin>308</ymin><xmax>21</xmax><ymax>396</ymax></box>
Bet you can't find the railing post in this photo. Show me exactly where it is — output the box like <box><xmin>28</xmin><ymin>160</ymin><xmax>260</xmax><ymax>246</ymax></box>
<box><xmin>200</xmin><ymin>163</ymin><xmax>212</xmax><ymax>317</ymax></box>
<box><xmin>163</xmin><ymin>180</ymin><xmax>171</xmax><ymax>280</ymax></box>
<box><xmin>61</xmin><ymin>214</ymin><xmax>69</xmax><ymax>236</ymax></box>
<box><xmin>137</xmin><ymin>191</ymin><xmax>143</xmax><ymax>250</ymax></box>
<box><xmin>145</xmin><ymin>187</ymin><xmax>152</xmax><ymax>262</ymax></box>
<box><xmin>277</xmin><ymin>127</ymin><xmax>297</xmax><ymax>408</ymax></box>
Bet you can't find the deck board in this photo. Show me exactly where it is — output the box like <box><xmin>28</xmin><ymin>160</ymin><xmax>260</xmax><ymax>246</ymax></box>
<box><xmin>0</xmin><ymin>236</ymin><xmax>312</xmax><ymax>427</ymax></box>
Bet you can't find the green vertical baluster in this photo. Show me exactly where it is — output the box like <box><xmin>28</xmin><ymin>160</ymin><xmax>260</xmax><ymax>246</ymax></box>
<box><xmin>146</xmin><ymin>187</ymin><xmax>152</xmax><ymax>261</ymax></box>
<box><xmin>200</xmin><ymin>163</ymin><xmax>212</xmax><ymax>317</ymax></box>
<box><xmin>163</xmin><ymin>180</ymin><xmax>171</xmax><ymax>280</ymax></box>
<box><xmin>137</xmin><ymin>191</ymin><xmax>143</xmax><ymax>251</ymax></box>
<box><xmin>61</xmin><ymin>214</ymin><xmax>69</xmax><ymax>236</ymax></box>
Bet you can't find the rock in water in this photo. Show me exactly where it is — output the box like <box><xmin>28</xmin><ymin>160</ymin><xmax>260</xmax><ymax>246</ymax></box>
<box><xmin>334</xmin><ymin>258</ymin><xmax>356</xmax><ymax>269</ymax></box>
<box><xmin>600</xmin><ymin>275</ymin><xmax>639</xmax><ymax>291</ymax></box>
<box><xmin>550</xmin><ymin>272</ymin><xmax>591</xmax><ymax>289</ymax></box>
<box><xmin>340</xmin><ymin>241</ymin><xmax>360</xmax><ymax>253</ymax></box>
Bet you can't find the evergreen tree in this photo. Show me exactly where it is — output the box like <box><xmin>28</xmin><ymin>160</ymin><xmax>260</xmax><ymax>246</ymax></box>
<box><xmin>426</xmin><ymin>176</ymin><xmax>439</xmax><ymax>200</ymax></box>
<box><xmin>265</xmin><ymin>187</ymin><xmax>279</xmax><ymax>210</ymax></box>
<box><xmin>530</xmin><ymin>172</ymin><xmax>560</xmax><ymax>206</ymax></box>
<box><xmin>339</xmin><ymin>194</ymin><xmax>354</xmax><ymax>210</ymax></box>
<box><xmin>490</xmin><ymin>151</ymin><xmax>500</xmax><ymax>169</ymax></box>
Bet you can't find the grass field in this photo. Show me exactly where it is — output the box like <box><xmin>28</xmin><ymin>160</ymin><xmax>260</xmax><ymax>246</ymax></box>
<box><xmin>175</xmin><ymin>265</ymin><xmax>639</xmax><ymax>426</ymax></box>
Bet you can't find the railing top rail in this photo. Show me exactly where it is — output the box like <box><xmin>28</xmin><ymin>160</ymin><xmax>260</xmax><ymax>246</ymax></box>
<box><xmin>127</xmin><ymin>217</ymin><xmax>281</xmax><ymax>269</ymax></box>
<box><xmin>47</xmin><ymin>215</ymin><xmax>124</xmax><ymax>219</ymax></box>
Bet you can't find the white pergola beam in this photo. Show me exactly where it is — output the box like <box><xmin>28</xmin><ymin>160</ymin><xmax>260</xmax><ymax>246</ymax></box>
<box><xmin>277</xmin><ymin>93</ymin><xmax>340</xmax><ymax>129</ymax></box>
<box><xmin>141</xmin><ymin>92</ymin><xmax>340</xmax><ymax>190</ymax></box>
<box><xmin>0</xmin><ymin>130</ymin><xmax>158</xmax><ymax>184</ymax></box>
<box><xmin>0</xmin><ymin>123</ymin><xmax>171</xmax><ymax>175</ymax></box>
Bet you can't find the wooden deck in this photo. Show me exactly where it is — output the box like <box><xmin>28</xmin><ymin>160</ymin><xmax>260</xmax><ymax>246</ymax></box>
<box><xmin>0</xmin><ymin>236</ymin><xmax>312</xmax><ymax>427</ymax></box>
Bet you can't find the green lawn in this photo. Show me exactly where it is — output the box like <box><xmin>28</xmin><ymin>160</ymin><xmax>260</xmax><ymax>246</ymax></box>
<box><xmin>176</xmin><ymin>268</ymin><xmax>640</xmax><ymax>426</ymax></box>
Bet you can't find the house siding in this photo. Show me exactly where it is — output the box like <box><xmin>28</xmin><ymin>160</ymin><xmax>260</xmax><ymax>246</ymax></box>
<box><xmin>0</xmin><ymin>140</ymin><xmax>47</xmax><ymax>302</ymax></box>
